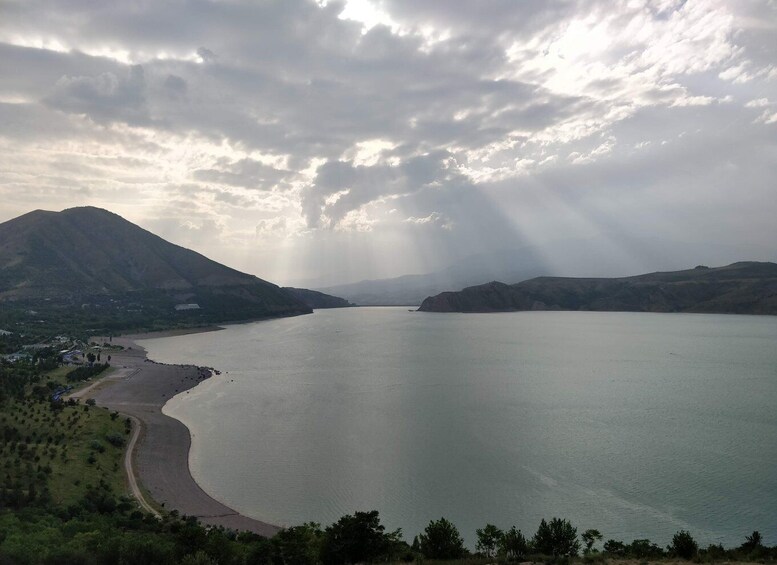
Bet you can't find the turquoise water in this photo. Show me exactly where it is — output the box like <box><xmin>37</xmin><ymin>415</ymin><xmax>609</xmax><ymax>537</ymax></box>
<box><xmin>141</xmin><ymin>308</ymin><xmax>777</xmax><ymax>548</ymax></box>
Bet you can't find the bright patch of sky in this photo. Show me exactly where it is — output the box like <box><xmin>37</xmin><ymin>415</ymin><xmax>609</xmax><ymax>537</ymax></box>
<box><xmin>0</xmin><ymin>0</ymin><xmax>775</xmax><ymax>286</ymax></box>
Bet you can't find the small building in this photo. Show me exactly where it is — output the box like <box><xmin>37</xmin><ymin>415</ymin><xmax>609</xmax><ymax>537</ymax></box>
<box><xmin>174</xmin><ymin>303</ymin><xmax>201</xmax><ymax>311</ymax></box>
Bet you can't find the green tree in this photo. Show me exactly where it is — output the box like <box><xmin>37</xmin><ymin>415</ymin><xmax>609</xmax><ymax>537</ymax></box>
<box><xmin>180</xmin><ymin>551</ymin><xmax>218</xmax><ymax>565</ymax></box>
<box><xmin>476</xmin><ymin>524</ymin><xmax>504</xmax><ymax>558</ymax></box>
<box><xmin>273</xmin><ymin>523</ymin><xmax>323</xmax><ymax>565</ymax></box>
<box><xmin>669</xmin><ymin>530</ymin><xmax>698</xmax><ymax>560</ymax></box>
<box><xmin>502</xmin><ymin>526</ymin><xmax>529</xmax><ymax>561</ymax></box>
<box><xmin>582</xmin><ymin>529</ymin><xmax>602</xmax><ymax>553</ymax></box>
<box><xmin>418</xmin><ymin>517</ymin><xmax>466</xmax><ymax>560</ymax></box>
<box><xmin>628</xmin><ymin>539</ymin><xmax>663</xmax><ymax>558</ymax></box>
<box><xmin>532</xmin><ymin>518</ymin><xmax>580</xmax><ymax>557</ymax></box>
<box><xmin>603</xmin><ymin>539</ymin><xmax>626</xmax><ymax>556</ymax></box>
<box><xmin>741</xmin><ymin>531</ymin><xmax>762</xmax><ymax>552</ymax></box>
<box><xmin>320</xmin><ymin>510</ymin><xmax>399</xmax><ymax>564</ymax></box>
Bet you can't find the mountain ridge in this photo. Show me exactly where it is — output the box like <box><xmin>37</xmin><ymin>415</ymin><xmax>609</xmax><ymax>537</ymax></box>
<box><xmin>418</xmin><ymin>262</ymin><xmax>777</xmax><ymax>315</ymax></box>
<box><xmin>315</xmin><ymin>238</ymin><xmax>775</xmax><ymax>306</ymax></box>
<box><xmin>0</xmin><ymin>207</ymin><xmax>323</xmax><ymax>332</ymax></box>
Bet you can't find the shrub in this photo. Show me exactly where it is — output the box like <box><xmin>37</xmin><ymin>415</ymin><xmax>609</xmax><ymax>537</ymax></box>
<box><xmin>669</xmin><ymin>530</ymin><xmax>698</xmax><ymax>560</ymax></box>
<box><xmin>106</xmin><ymin>433</ymin><xmax>125</xmax><ymax>448</ymax></box>
<box><xmin>629</xmin><ymin>538</ymin><xmax>663</xmax><ymax>558</ymax></box>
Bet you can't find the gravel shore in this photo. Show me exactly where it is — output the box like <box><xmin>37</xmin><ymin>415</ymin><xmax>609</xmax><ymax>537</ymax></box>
<box><xmin>88</xmin><ymin>333</ymin><xmax>280</xmax><ymax>537</ymax></box>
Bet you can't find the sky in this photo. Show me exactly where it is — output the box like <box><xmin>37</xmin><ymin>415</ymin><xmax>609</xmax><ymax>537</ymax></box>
<box><xmin>0</xmin><ymin>0</ymin><xmax>775</xmax><ymax>286</ymax></box>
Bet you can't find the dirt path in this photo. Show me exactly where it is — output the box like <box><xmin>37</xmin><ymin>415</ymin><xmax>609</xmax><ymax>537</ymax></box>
<box><xmin>124</xmin><ymin>414</ymin><xmax>161</xmax><ymax>518</ymax></box>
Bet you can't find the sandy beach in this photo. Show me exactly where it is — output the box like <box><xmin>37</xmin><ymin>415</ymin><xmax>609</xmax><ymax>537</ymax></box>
<box><xmin>83</xmin><ymin>330</ymin><xmax>280</xmax><ymax>537</ymax></box>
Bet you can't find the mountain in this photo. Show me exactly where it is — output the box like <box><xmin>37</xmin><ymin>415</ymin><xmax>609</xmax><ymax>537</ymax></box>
<box><xmin>317</xmin><ymin>237</ymin><xmax>774</xmax><ymax>306</ymax></box>
<box><xmin>418</xmin><ymin>262</ymin><xmax>777</xmax><ymax>315</ymax></box>
<box><xmin>0</xmin><ymin>207</ymin><xmax>311</xmax><ymax>331</ymax></box>
<box><xmin>282</xmin><ymin>287</ymin><xmax>354</xmax><ymax>309</ymax></box>
<box><xmin>316</xmin><ymin>249</ymin><xmax>548</xmax><ymax>306</ymax></box>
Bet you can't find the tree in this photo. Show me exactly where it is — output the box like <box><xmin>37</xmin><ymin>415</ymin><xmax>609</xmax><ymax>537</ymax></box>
<box><xmin>532</xmin><ymin>518</ymin><xmax>580</xmax><ymax>557</ymax></box>
<box><xmin>741</xmin><ymin>531</ymin><xmax>762</xmax><ymax>552</ymax></box>
<box><xmin>476</xmin><ymin>524</ymin><xmax>504</xmax><ymax>558</ymax></box>
<box><xmin>582</xmin><ymin>529</ymin><xmax>602</xmax><ymax>553</ymax></box>
<box><xmin>320</xmin><ymin>510</ymin><xmax>399</xmax><ymax>564</ymax></box>
<box><xmin>669</xmin><ymin>530</ymin><xmax>698</xmax><ymax>560</ymax></box>
<box><xmin>502</xmin><ymin>527</ymin><xmax>529</xmax><ymax>561</ymax></box>
<box><xmin>629</xmin><ymin>539</ymin><xmax>663</xmax><ymax>558</ymax></box>
<box><xmin>273</xmin><ymin>523</ymin><xmax>323</xmax><ymax>565</ymax></box>
<box><xmin>603</xmin><ymin>539</ymin><xmax>626</xmax><ymax>556</ymax></box>
<box><xmin>418</xmin><ymin>518</ymin><xmax>466</xmax><ymax>560</ymax></box>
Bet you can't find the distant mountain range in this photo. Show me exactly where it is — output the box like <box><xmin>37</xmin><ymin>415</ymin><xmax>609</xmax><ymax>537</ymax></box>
<box><xmin>418</xmin><ymin>262</ymin><xmax>777</xmax><ymax>315</ymax></box>
<box><xmin>316</xmin><ymin>238</ymin><xmax>774</xmax><ymax>306</ymax></box>
<box><xmin>0</xmin><ymin>207</ymin><xmax>348</xmax><ymax>333</ymax></box>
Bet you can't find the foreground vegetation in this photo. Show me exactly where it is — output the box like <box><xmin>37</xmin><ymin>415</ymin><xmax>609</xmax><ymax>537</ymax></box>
<box><xmin>1</xmin><ymin>333</ymin><xmax>775</xmax><ymax>564</ymax></box>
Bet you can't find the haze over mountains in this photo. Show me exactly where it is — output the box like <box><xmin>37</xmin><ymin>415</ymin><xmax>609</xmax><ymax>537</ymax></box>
<box><xmin>418</xmin><ymin>262</ymin><xmax>777</xmax><ymax>315</ymax></box>
<box><xmin>0</xmin><ymin>207</ymin><xmax>346</xmax><ymax>332</ymax></box>
<box><xmin>316</xmin><ymin>238</ymin><xmax>774</xmax><ymax>306</ymax></box>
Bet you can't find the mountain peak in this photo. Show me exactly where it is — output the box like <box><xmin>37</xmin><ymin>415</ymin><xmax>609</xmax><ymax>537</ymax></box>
<box><xmin>0</xmin><ymin>207</ymin><xmax>312</xmax><ymax>322</ymax></box>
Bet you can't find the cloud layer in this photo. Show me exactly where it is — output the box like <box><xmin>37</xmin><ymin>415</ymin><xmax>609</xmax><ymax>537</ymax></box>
<box><xmin>0</xmin><ymin>0</ymin><xmax>775</xmax><ymax>284</ymax></box>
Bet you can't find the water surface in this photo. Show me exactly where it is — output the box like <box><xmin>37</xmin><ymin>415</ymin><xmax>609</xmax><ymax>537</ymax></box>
<box><xmin>140</xmin><ymin>308</ymin><xmax>777</xmax><ymax>547</ymax></box>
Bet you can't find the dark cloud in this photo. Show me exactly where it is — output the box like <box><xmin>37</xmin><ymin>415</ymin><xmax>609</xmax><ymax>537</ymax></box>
<box><xmin>164</xmin><ymin>74</ymin><xmax>187</xmax><ymax>98</ymax></box>
<box><xmin>43</xmin><ymin>65</ymin><xmax>150</xmax><ymax>125</ymax></box>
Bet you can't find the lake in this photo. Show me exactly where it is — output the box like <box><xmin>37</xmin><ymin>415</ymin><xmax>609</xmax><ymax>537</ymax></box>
<box><xmin>139</xmin><ymin>308</ymin><xmax>777</xmax><ymax>548</ymax></box>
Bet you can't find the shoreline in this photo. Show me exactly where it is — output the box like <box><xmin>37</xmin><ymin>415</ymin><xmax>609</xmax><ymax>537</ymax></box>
<box><xmin>85</xmin><ymin>329</ymin><xmax>280</xmax><ymax>537</ymax></box>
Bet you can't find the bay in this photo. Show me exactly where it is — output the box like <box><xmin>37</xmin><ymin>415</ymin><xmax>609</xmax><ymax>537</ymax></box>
<box><xmin>139</xmin><ymin>308</ymin><xmax>777</xmax><ymax>548</ymax></box>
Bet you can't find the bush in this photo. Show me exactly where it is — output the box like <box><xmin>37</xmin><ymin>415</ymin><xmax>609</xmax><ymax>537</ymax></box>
<box><xmin>106</xmin><ymin>433</ymin><xmax>125</xmax><ymax>448</ymax></box>
<box><xmin>629</xmin><ymin>538</ymin><xmax>663</xmax><ymax>558</ymax></box>
<box><xmin>670</xmin><ymin>530</ymin><xmax>698</xmax><ymax>560</ymax></box>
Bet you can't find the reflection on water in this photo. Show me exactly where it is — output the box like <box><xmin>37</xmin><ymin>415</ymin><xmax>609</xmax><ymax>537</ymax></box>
<box><xmin>142</xmin><ymin>308</ymin><xmax>777</xmax><ymax>547</ymax></box>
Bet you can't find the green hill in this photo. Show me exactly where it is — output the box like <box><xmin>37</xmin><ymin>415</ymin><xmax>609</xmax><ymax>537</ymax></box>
<box><xmin>0</xmin><ymin>207</ymin><xmax>311</xmax><ymax>333</ymax></box>
<box><xmin>418</xmin><ymin>262</ymin><xmax>777</xmax><ymax>315</ymax></box>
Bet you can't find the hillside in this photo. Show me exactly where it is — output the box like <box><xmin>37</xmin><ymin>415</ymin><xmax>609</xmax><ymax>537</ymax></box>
<box><xmin>282</xmin><ymin>287</ymin><xmax>354</xmax><ymax>309</ymax></box>
<box><xmin>0</xmin><ymin>207</ymin><xmax>311</xmax><ymax>332</ymax></box>
<box><xmin>315</xmin><ymin>238</ymin><xmax>774</xmax><ymax>306</ymax></box>
<box><xmin>418</xmin><ymin>262</ymin><xmax>777</xmax><ymax>315</ymax></box>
